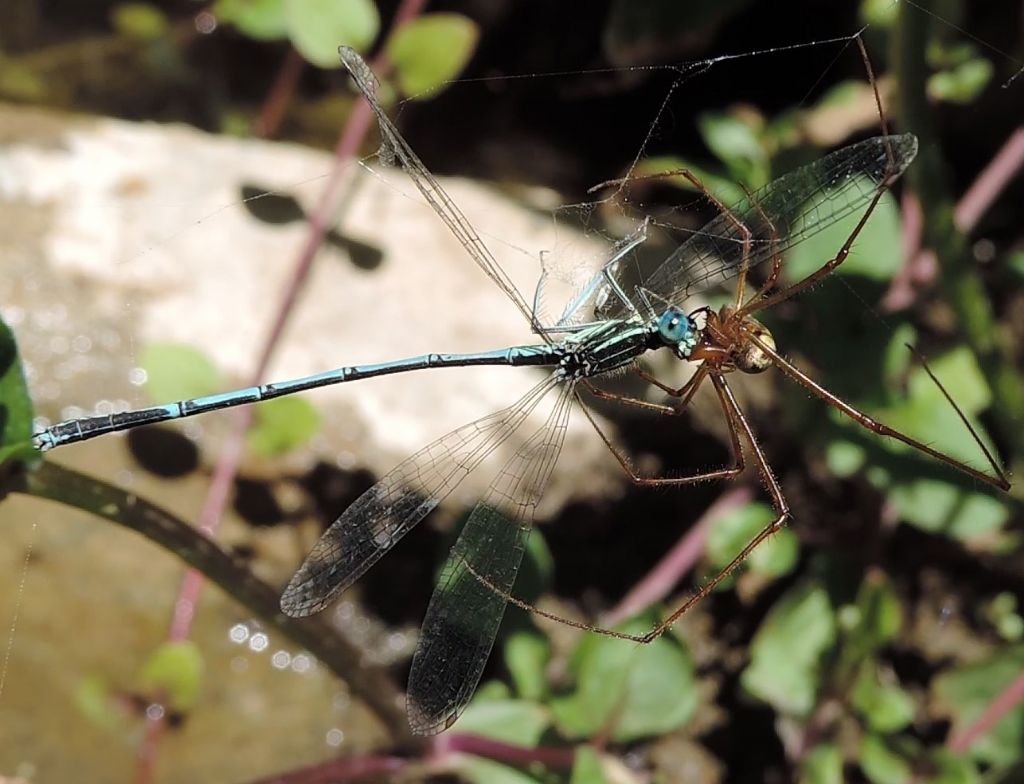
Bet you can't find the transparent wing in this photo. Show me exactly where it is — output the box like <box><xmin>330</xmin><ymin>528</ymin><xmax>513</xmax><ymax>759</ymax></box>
<box><xmin>599</xmin><ymin>133</ymin><xmax>918</xmax><ymax>318</ymax></box>
<box><xmin>406</xmin><ymin>383</ymin><xmax>575</xmax><ymax>734</ymax></box>
<box><xmin>338</xmin><ymin>46</ymin><xmax>542</xmax><ymax>335</ymax></box>
<box><xmin>280</xmin><ymin>375</ymin><xmax>558</xmax><ymax>617</ymax></box>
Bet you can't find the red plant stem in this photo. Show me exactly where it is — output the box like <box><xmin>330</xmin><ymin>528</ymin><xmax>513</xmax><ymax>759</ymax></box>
<box><xmin>255</xmin><ymin>46</ymin><xmax>305</xmax><ymax>139</ymax></box>
<box><xmin>601</xmin><ymin>486</ymin><xmax>754</xmax><ymax>627</ymax></box>
<box><xmin>134</xmin><ymin>1</ymin><xmax>430</xmax><ymax>781</ymax></box>
<box><xmin>948</xmin><ymin>670</ymin><xmax>1024</xmax><ymax>753</ymax></box>
<box><xmin>954</xmin><ymin>126</ymin><xmax>1024</xmax><ymax>233</ymax></box>
<box><xmin>437</xmin><ymin>733</ymin><xmax>577</xmax><ymax>770</ymax></box>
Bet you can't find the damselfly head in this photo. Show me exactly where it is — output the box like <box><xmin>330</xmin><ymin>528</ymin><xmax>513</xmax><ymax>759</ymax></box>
<box><xmin>656</xmin><ymin>306</ymin><xmax>700</xmax><ymax>358</ymax></box>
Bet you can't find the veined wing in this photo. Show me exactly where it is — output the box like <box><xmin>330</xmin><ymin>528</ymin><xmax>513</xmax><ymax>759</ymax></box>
<box><xmin>280</xmin><ymin>375</ymin><xmax>558</xmax><ymax>617</ymax></box>
<box><xmin>406</xmin><ymin>383</ymin><xmax>574</xmax><ymax>734</ymax></box>
<box><xmin>338</xmin><ymin>46</ymin><xmax>543</xmax><ymax>336</ymax></box>
<box><xmin>599</xmin><ymin>134</ymin><xmax>918</xmax><ymax>318</ymax></box>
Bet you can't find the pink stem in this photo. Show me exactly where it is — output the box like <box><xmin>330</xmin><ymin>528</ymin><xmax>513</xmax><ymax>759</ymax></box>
<box><xmin>948</xmin><ymin>670</ymin><xmax>1024</xmax><ymax>753</ymax></box>
<box><xmin>255</xmin><ymin>47</ymin><xmax>305</xmax><ymax>139</ymax></box>
<box><xmin>601</xmin><ymin>486</ymin><xmax>754</xmax><ymax>627</ymax></box>
<box><xmin>134</xmin><ymin>0</ymin><xmax>430</xmax><ymax>778</ymax></box>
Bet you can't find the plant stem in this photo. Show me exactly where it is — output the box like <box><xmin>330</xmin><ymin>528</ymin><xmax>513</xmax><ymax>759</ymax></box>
<box><xmin>894</xmin><ymin>1</ymin><xmax>1024</xmax><ymax>456</ymax></box>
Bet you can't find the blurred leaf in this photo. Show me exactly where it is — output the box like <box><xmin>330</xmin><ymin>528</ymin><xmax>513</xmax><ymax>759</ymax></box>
<box><xmin>284</xmin><ymin>0</ymin><xmax>379</xmax><ymax>68</ymax></box>
<box><xmin>1007</xmin><ymin>250</ymin><xmax>1024</xmax><ymax>281</ymax></box>
<box><xmin>929</xmin><ymin>58</ymin><xmax>993</xmax><ymax>104</ymax></box>
<box><xmin>570</xmin><ymin>746</ymin><xmax>607</xmax><ymax>784</ymax></box>
<box><xmin>110</xmin><ymin>3</ymin><xmax>169</xmax><ymax>40</ymax></box>
<box><xmin>800</xmin><ymin>743</ymin><xmax>844</xmax><ymax>784</ymax></box>
<box><xmin>933</xmin><ymin>646</ymin><xmax>1024</xmax><ymax>767</ymax></box>
<box><xmin>247</xmin><ymin>396</ymin><xmax>320</xmax><ymax>456</ymax></box>
<box><xmin>140</xmin><ymin>343</ymin><xmax>223</xmax><ymax>404</ymax></box>
<box><xmin>138</xmin><ymin>641</ymin><xmax>203</xmax><ymax>712</ymax></box>
<box><xmin>883</xmin><ymin>478</ymin><xmax>1006</xmax><ymax>540</ymax></box>
<box><xmin>742</xmin><ymin>581</ymin><xmax>836</xmax><ymax>716</ymax></box>
<box><xmin>707</xmin><ymin>502</ymin><xmax>798</xmax><ymax>579</ymax></box>
<box><xmin>982</xmin><ymin>593</ymin><xmax>1024</xmax><ymax>642</ymax></box>
<box><xmin>550</xmin><ymin>617</ymin><xmax>697</xmax><ymax>741</ymax></box>
<box><xmin>825</xmin><ymin>439</ymin><xmax>868</xmax><ymax>478</ymax></box>
<box><xmin>845</xmin><ymin>573</ymin><xmax>903</xmax><ymax>655</ymax></box>
<box><xmin>386</xmin><ymin>13</ymin><xmax>479</xmax><ymax>99</ymax></box>
<box><xmin>602</xmin><ymin>0</ymin><xmax>753</xmax><ymax>66</ymax></box>
<box><xmin>851</xmin><ymin>661</ymin><xmax>914</xmax><ymax>733</ymax></box>
<box><xmin>460</xmin><ymin>758</ymin><xmax>543</xmax><ymax>784</ymax></box>
<box><xmin>860</xmin><ymin>0</ymin><xmax>898</xmax><ymax>27</ymax></box>
<box><xmin>859</xmin><ymin>734</ymin><xmax>911</xmax><ymax>784</ymax></box>
<box><xmin>0</xmin><ymin>56</ymin><xmax>47</xmax><ymax>101</ymax></box>
<box><xmin>786</xmin><ymin>183</ymin><xmax>903</xmax><ymax>283</ymax></box>
<box><xmin>698</xmin><ymin>111</ymin><xmax>769</xmax><ymax>187</ymax></box>
<box><xmin>926</xmin><ymin>749</ymin><xmax>981</xmax><ymax>784</ymax></box>
<box><xmin>455</xmin><ymin>696</ymin><xmax>549</xmax><ymax>746</ymax></box>
<box><xmin>214</xmin><ymin>0</ymin><xmax>287</xmax><ymax>41</ymax></box>
<box><xmin>504</xmin><ymin>631</ymin><xmax>550</xmax><ymax>702</ymax></box>
<box><xmin>633</xmin><ymin>156</ymin><xmax>747</xmax><ymax>206</ymax></box>
<box><xmin>74</xmin><ymin>676</ymin><xmax>121</xmax><ymax>730</ymax></box>
<box><xmin>0</xmin><ymin>313</ymin><xmax>36</xmax><ymax>463</ymax></box>
<box><xmin>513</xmin><ymin>526</ymin><xmax>554</xmax><ymax>604</ymax></box>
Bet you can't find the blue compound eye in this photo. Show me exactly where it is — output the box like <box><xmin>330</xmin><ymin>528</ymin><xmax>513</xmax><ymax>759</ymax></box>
<box><xmin>657</xmin><ymin>307</ymin><xmax>693</xmax><ymax>343</ymax></box>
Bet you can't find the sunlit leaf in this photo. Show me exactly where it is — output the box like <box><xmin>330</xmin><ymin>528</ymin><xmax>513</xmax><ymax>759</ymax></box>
<box><xmin>247</xmin><ymin>396</ymin><xmax>320</xmax><ymax>456</ymax></box>
<box><xmin>504</xmin><ymin>631</ymin><xmax>550</xmax><ymax>702</ymax></box>
<box><xmin>698</xmin><ymin>111</ymin><xmax>769</xmax><ymax>187</ymax></box>
<box><xmin>859</xmin><ymin>734</ymin><xmax>912</xmax><ymax>784</ymax></box>
<box><xmin>139</xmin><ymin>343</ymin><xmax>223</xmax><ymax>405</ymax></box>
<box><xmin>633</xmin><ymin>155</ymin><xmax>747</xmax><ymax>206</ymax></box>
<box><xmin>570</xmin><ymin>746</ymin><xmax>607</xmax><ymax>784</ymax></box>
<box><xmin>851</xmin><ymin>661</ymin><xmax>914</xmax><ymax>733</ymax></box>
<box><xmin>741</xmin><ymin>581</ymin><xmax>836</xmax><ymax>716</ymax></box>
<box><xmin>800</xmin><ymin>743</ymin><xmax>843</xmax><ymax>784</ymax></box>
<box><xmin>550</xmin><ymin>616</ymin><xmax>697</xmax><ymax>741</ymax></box>
<box><xmin>455</xmin><ymin>696</ymin><xmax>550</xmax><ymax>746</ymax></box>
<box><xmin>460</xmin><ymin>757</ymin><xmax>544</xmax><ymax>784</ymax></box>
<box><xmin>0</xmin><ymin>313</ymin><xmax>36</xmax><ymax>463</ymax></box>
<box><xmin>387</xmin><ymin>14</ymin><xmax>479</xmax><ymax>99</ymax></box>
<box><xmin>929</xmin><ymin>58</ymin><xmax>994</xmax><ymax>104</ymax></box>
<box><xmin>786</xmin><ymin>182</ymin><xmax>903</xmax><ymax>283</ymax></box>
<box><xmin>110</xmin><ymin>2</ymin><xmax>169</xmax><ymax>40</ymax></box>
<box><xmin>933</xmin><ymin>646</ymin><xmax>1024</xmax><ymax>767</ymax></box>
<box><xmin>284</xmin><ymin>0</ymin><xmax>379</xmax><ymax>68</ymax></box>
<box><xmin>138</xmin><ymin>641</ymin><xmax>204</xmax><ymax>712</ymax></box>
<box><xmin>214</xmin><ymin>0</ymin><xmax>287</xmax><ymax>40</ymax></box>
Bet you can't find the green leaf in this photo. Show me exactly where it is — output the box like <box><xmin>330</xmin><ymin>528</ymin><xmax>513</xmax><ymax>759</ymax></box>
<box><xmin>925</xmin><ymin>749</ymin><xmax>981</xmax><ymax>784</ymax></box>
<box><xmin>550</xmin><ymin>617</ymin><xmax>697</xmax><ymax>741</ymax></box>
<box><xmin>633</xmin><ymin>156</ymin><xmax>747</xmax><ymax>206</ymax></box>
<box><xmin>859</xmin><ymin>734</ymin><xmax>911</xmax><ymax>784</ymax></box>
<box><xmin>386</xmin><ymin>14</ymin><xmax>479</xmax><ymax>98</ymax></box>
<box><xmin>139</xmin><ymin>343</ymin><xmax>223</xmax><ymax>404</ymax></box>
<box><xmin>284</xmin><ymin>0</ymin><xmax>379</xmax><ymax>68</ymax></box>
<box><xmin>110</xmin><ymin>2</ymin><xmax>169</xmax><ymax>40</ymax></box>
<box><xmin>138</xmin><ymin>641</ymin><xmax>204</xmax><ymax>712</ymax></box>
<box><xmin>74</xmin><ymin>676</ymin><xmax>121</xmax><ymax>730</ymax></box>
<box><xmin>0</xmin><ymin>314</ymin><xmax>36</xmax><ymax>463</ymax></box>
<box><xmin>786</xmin><ymin>183</ymin><xmax>903</xmax><ymax>283</ymax></box>
<box><xmin>247</xmin><ymin>396</ymin><xmax>321</xmax><ymax>456</ymax></box>
<box><xmin>455</xmin><ymin>696</ymin><xmax>550</xmax><ymax>746</ymax></box>
<box><xmin>707</xmin><ymin>502</ymin><xmax>797</xmax><ymax>579</ymax></box>
<box><xmin>741</xmin><ymin>581</ymin><xmax>836</xmax><ymax>716</ymax></box>
<box><xmin>214</xmin><ymin>0</ymin><xmax>287</xmax><ymax>40</ymax></box>
<box><xmin>846</xmin><ymin>573</ymin><xmax>903</xmax><ymax>655</ymax></box>
<box><xmin>460</xmin><ymin>758</ymin><xmax>544</xmax><ymax>784</ymax></box>
<box><xmin>851</xmin><ymin>661</ymin><xmax>914</xmax><ymax>733</ymax></box>
<box><xmin>698</xmin><ymin>111</ymin><xmax>769</xmax><ymax>187</ymax></box>
<box><xmin>570</xmin><ymin>746</ymin><xmax>607</xmax><ymax>784</ymax></box>
<box><xmin>928</xmin><ymin>58</ymin><xmax>994</xmax><ymax>104</ymax></box>
<box><xmin>504</xmin><ymin>631</ymin><xmax>550</xmax><ymax>702</ymax></box>
<box><xmin>800</xmin><ymin>743</ymin><xmax>844</xmax><ymax>784</ymax></box>
<box><xmin>933</xmin><ymin>646</ymin><xmax>1024</xmax><ymax>766</ymax></box>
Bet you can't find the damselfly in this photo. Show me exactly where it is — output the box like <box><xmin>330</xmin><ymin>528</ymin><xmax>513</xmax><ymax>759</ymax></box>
<box><xmin>32</xmin><ymin>46</ymin><xmax>1008</xmax><ymax>735</ymax></box>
